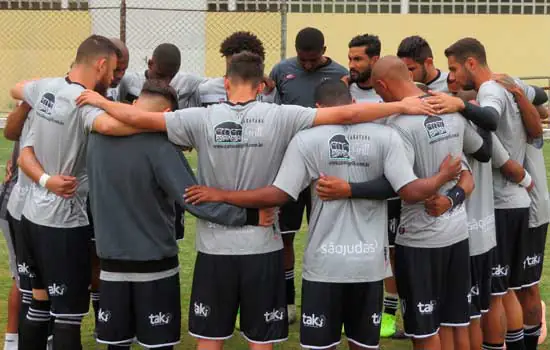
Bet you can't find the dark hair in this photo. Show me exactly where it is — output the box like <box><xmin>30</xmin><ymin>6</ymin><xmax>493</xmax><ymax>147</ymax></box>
<box><xmin>314</xmin><ymin>79</ymin><xmax>352</xmax><ymax>107</ymax></box>
<box><xmin>227</xmin><ymin>51</ymin><xmax>264</xmax><ymax>86</ymax></box>
<box><xmin>141</xmin><ymin>79</ymin><xmax>179</xmax><ymax>111</ymax></box>
<box><xmin>295</xmin><ymin>27</ymin><xmax>325</xmax><ymax>52</ymax></box>
<box><xmin>397</xmin><ymin>35</ymin><xmax>433</xmax><ymax>64</ymax></box>
<box><xmin>75</xmin><ymin>35</ymin><xmax>121</xmax><ymax>64</ymax></box>
<box><xmin>444</xmin><ymin>38</ymin><xmax>487</xmax><ymax>65</ymax></box>
<box><xmin>348</xmin><ymin>34</ymin><xmax>381</xmax><ymax>57</ymax></box>
<box><xmin>220</xmin><ymin>31</ymin><xmax>265</xmax><ymax>61</ymax></box>
<box><xmin>152</xmin><ymin>43</ymin><xmax>182</xmax><ymax>80</ymax></box>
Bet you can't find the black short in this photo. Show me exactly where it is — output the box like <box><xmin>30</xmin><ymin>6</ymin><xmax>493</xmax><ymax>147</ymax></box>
<box><xmin>395</xmin><ymin>239</ymin><xmax>471</xmax><ymax>338</ymax></box>
<box><xmin>492</xmin><ymin>208</ymin><xmax>530</xmax><ymax>294</ymax></box>
<box><xmin>87</xmin><ymin>195</ymin><xmax>94</xmax><ymax>241</ymax></box>
<box><xmin>387</xmin><ymin>198</ymin><xmax>401</xmax><ymax>248</ymax></box>
<box><xmin>174</xmin><ymin>203</ymin><xmax>184</xmax><ymax>241</ymax></box>
<box><xmin>279</xmin><ymin>187</ymin><xmax>311</xmax><ymax>234</ymax></box>
<box><xmin>96</xmin><ymin>272</ymin><xmax>181</xmax><ymax>348</ymax></box>
<box><xmin>300</xmin><ymin>279</ymin><xmax>383</xmax><ymax>349</ymax></box>
<box><xmin>518</xmin><ymin>223</ymin><xmax>547</xmax><ymax>289</ymax></box>
<box><xmin>470</xmin><ymin>249</ymin><xmax>494</xmax><ymax>318</ymax></box>
<box><xmin>7</xmin><ymin>213</ymin><xmax>31</xmax><ymax>292</ymax></box>
<box><xmin>23</xmin><ymin>217</ymin><xmax>92</xmax><ymax>316</ymax></box>
<box><xmin>189</xmin><ymin>250</ymin><xmax>287</xmax><ymax>343</ymax></box>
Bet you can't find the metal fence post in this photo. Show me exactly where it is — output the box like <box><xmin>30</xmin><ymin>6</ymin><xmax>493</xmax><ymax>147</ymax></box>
<box><xmin>280</xmin><ymin>0</ymin><xmax>288</xmax><ymax>61</ymax></box>
<box><xmin>120</xmin><ymin>0</ymin><xmax>127</xmax><ymax>43</ymax></box>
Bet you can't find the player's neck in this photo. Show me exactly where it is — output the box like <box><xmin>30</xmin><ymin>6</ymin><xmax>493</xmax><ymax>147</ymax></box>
<box><xmin>396</xmin><ymin>83</ymin><xmax>426</xmax><ymax>100</ymax></box>
<box><xmin>474</xmin><ymin>67</ymin><xmax>493</xmax><ymax>91</ymax></box>
<box><xmin>68</xmin><ymin>65</ymin><xmax>97</xmax><ymax>90</ymax></box>
<box><xmin>357</xmin><ymin>79</ymin><xmax>373</xmax><ymax>89</ymax></box>
<box><xmin>227</xmin><ymin>86</ymin><xmax>258</xmax><ymax>104</ymax></box>
<box><xmin>424</xmin><ymin>67</ymin><xmax>439</xmax><ymax>85</ymax></box>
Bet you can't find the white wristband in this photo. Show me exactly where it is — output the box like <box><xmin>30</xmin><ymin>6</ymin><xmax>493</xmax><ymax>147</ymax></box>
<box><xmin>519</xmin><ymin>171</ymin><xmax>532</xmax><ymax>188</ymax></box>
<box><xmin>39</xmin><ymin>173</ymin><xmax>51</xmax><ymax>188</ymax></box>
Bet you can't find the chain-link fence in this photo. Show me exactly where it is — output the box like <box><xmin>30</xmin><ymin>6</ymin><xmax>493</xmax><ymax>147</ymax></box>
<box><xmin>0</xmin><ymin>2</ymin><xmax>287</xmax><ymax>112</ymax></box>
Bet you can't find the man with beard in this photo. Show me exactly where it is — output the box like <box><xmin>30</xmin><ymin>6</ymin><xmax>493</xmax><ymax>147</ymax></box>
<box><xmin>105</xmin><ymin>38</ymin><xmax>129</xmax><ymax>101</ymax></box>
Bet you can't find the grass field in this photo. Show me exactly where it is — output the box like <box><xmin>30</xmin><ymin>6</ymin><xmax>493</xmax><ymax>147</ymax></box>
<box><xmin>0</xmin><ymin>137</ymin><xmax>550</xmax><ymax>349</ymax></box>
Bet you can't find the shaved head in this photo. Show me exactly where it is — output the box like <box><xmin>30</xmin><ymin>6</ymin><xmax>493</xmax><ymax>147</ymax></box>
<box><xmin>109</xmin><ymin>37</ymin><xmax>129</xmax><ymax>87</ymax></box>
<box><xmin>372</xmin><ymin>55</ymin><xmax>420</xmax><ymax>102</ymax></box>
<box><xmin>371</xmin><ymin>55</ymin><xmax>411</xmax><ymax>83</ymax></box>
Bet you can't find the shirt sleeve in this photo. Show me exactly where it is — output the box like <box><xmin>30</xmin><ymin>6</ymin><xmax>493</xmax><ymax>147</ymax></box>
<box><xmin>269</xmin><ymin>65</ymin><xmax>282</xmax><ymax>105</ymax></box>
<box><xmin>80</xmin><ymin>105</ymin><xmax>105</xmax><ymax>133</ymax></box>
<box><xmin>383</xmin><ymin>129</ymin><xmax>418</xmax><ymax>192</ymax></box>
<box><xmin>164</xmin><ymin>108</ymin><xmax>206</xmax><ymax>147</ymax></box>
<box><xmin>388</xmin><ymin>120</ymin><xmax>415</xmax><ymax>166</ymax></box>
<box><xmin>277</xmin><ymin>105</ymin><xmax>317</xmax><ymax>135</ymax></box>
<box><xmin>151</xmin><ymin>139</ymin><xmax>249</xmax><ymax>227</ymax></box>
<box><xmin>22</xmin><ymin>80</ymin><xmax>43</xmax><ymax>108</ymax></box>
<box><xmin>492</xmin><ymin>133</ymin><xmax>510</xmax><ymax>168</ymax></box>
<box><xmin>462</xmin><ymin>118</ymin><xmax>484</xmax><ymax>155</ymax></box>
<box><xmin>272</xmin><ymin>135</ymin><xmax>314</xmax><ymax>201</ymax></box>
<box><xmin>478</xmin><ymin>83</ymin><xmax>506</xmax><ymax>117</ymax></box>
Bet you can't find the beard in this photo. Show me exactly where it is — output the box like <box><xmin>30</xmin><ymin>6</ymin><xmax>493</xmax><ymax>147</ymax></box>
<box><xmin>94</xmin><ymin>82</ymin><xmax>109</xmax><ymax>97</ymax></box>
<box><xmin>350</xmin><ymin>68</ymin><xmax>372</xmax><ymax>84</ymax></box>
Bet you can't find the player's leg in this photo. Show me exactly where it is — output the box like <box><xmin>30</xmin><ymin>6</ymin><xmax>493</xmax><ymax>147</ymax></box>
<box><xmin>43</xmin><ymin>225</ymin><xmax>92</xmax><ymax>350</ymax></box>
<box><xmin>394</xmin><ymin>244</ymin><xmax>441</xmax><ymax>350</ymax></box>
<box><xmin>440</xmin><ymin>239</ymin><xmax>471</xmax><ymax>350</ymax></box>
<box><xmin>1</xmin><ymin>216</ymin><xmax>21</xmax><ymax>349</ymax></box>
<box><xmin>538</xmin><ymin>301</ymin><xmax>546</xmax><ymax>344</ymax></box>
<box><xmin>381</xmin><ymin>200</ymin><xmax>401</xmax><ymax>338</ymax></box>
<box><xmin>95</xmin><ymin>278</ymin><xmax>134</xmax><ymax>349</ymax></box>
<box><xmin>344</xmin><ymin>281</ymin><xmax>384</xmax><ymax>350</ymax></box>
<box><xmin>472</xmin><ymin>248</ymin><xmax>494</xmax><ymax>350</ymax></box>
<box><xmin>239</xmin><ymin>250</ymin><xmax>288</xmax><ymax>350</ymax></box>
<box><xmin>189</xmin><ymin>253</ymin><xmax>239</xmax><ymax>350</ymax></box>
<box><xmin>18</xmin><ymin>217</ymin><xmax>51</xmax><ymax>350</ymax></box>
<box><xmin>516</xmin><ymin>223</ymin><xmax>547</xmax><ymax>350</ymax></box>
<box><xmin>135</xmin><ymin>273</ymin><xmax>181</xmax><ymax>350</ymax></box>
<box><xmin>300</xmin><ymin>280</ymin><xmax>342</xmax><ymax>350</ymax></box>
<box><xmin>90</xmin><ymin>242</ymin><xmax>101</xmax><ymax>336</ymax></box>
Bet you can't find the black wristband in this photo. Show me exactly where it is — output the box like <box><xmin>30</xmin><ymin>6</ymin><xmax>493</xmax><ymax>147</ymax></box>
<box><xmin>445</xmin><ymin>185</ymin><xmax>466</xmax><ymax>209</ymax></box>
<box><xmin>245</xmin><ymin>208</ymin><xmax>260</xmax><ymax>226</ymax></box>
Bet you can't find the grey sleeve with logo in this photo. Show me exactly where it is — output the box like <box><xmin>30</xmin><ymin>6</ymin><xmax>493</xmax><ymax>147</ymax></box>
<box><xmin>151</xmin><ymin>140</ymin><xmax>255</xmax><ymax>227</ymax></box>
<box><xmin>272</xmin><ymin>135</ymin><xmax>314</xmax><ymax>201</ymax></box>
<box><xmin>384</xmin><ymin>129</ymin><xmax>419</xmax><ymax>191</ymax></box>
<box><xmin>164</xmin><ymin>108</ymin><xmax>206</xmax><ymax>147</ymax></box>
<box><xmin>492</xmin><ymin>133</ymin><xmax>510</xmax><ymax>168</ymax></box>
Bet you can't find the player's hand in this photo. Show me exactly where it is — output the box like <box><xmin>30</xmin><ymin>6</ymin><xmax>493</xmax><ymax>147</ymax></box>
<box><xmin>424</xmin><ymin>91</ymin><xmax>465</xmax><ymax>114</ymax></box>
<box><xmin>258</xmin><ymin>207</ymin><xmax>276</xmax><ymax>227</ymax></box>
<box><xmin>184</xmin><ymin>185</ymin><xmax>225</xmax><ymax>205</ymax></box>
<box><xmin>438</xmin><ymin>154</ymin><xmax>462</xmax><ymax>182</ymax></box>
<box><xmin>4</xmin><ymin>160</ymin><xmax>13</xmax><ymax>183</ymax></box>
<box><xmin>76</xmin><ymin>89</ymin><xmax>108</xmax><ymax>108</ymax></box>
<box><xmin>262</xmin><ymin>76</ymin><xmax>276</xmax><ymax>94</ymax></box>
<box><xmin>527</xmin><ymin>180</ymin><xmax>535</xmax><ymax>192</ymax></box>
<box><xmin>424</xmin><ymin>194</ymin><xmax>452</xmax><ymax>217</ymax></box>
<box><xmin>340</xmin><ymin>75</ymin><xmax>350</xmax><ymax>87</ymax></box>
<box><xmin>492</xmin><ymin>73</ymin><xmax>520</xmax><ymax>93</ymax></box>
<box><xmin>400</xmin><ymin>96</ymin><xmax>437</xmax><ymax>116</ymax></box>
<box><xmin>316</xmin><ymin>175</ymin><xmax>351</xmax><ymax>201</ymax></box>
<box><xmin>45</xmin><ymin>175</ymin><xmax>78</xmax><ymax>198</ymax></box>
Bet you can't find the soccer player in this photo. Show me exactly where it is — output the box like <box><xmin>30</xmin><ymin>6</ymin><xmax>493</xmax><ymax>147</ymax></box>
<box><xmin>444</xmin><ymin>37</ymin><xmax>543</xmax><ymax>350</ymax></box>
<box><xmin>269</xmin><ymin>27</ymin><xmax>348</xmax><ymax>322</ymax></box>
<box><xmin>183</xmin><ymin>78</ymin><xmax>464</xmax><ymax>350</ymax></box>
<box><xmin>76</xmin><ymin>51</ymin><xmax>435</xmax><ymax>350</ymax></box>
<box><xmin>194</xmin><ymin>31</ymin><xmax>275</xmax><ymax>106</ymax></box>
<box><xmin>9</xmin><ymin>35</ymin><xmax>121</xmax><ymax>349</ymax></box>
<box><xmin>86</xmin><ymin>79</ymin><xmax>272</xmax><ymax>350</ymax></box>
<box><xmin>397</xmin><ymin>35</ymin><xmax>449</xmax><ymax>92</ymax></box>
<box><xmin>104</xmin><ymin>38</ymin><xmax>129</xmax><ymax>101</ymax></box>
<box><xmin>372</xmin><ymin>56</ymin><xmax>490</xmax><ymax>350</ymax></box>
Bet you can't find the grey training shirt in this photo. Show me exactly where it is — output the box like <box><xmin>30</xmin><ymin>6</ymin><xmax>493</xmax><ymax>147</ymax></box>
<box><xmin>273</xmin><ymin>124</ymin><xmax>417</xmax><ymax>283</ymax></box>
<box><xmin>164</xmin><ymin>101</ymin><xmax>317</xmax><ymax>255</ymax></box>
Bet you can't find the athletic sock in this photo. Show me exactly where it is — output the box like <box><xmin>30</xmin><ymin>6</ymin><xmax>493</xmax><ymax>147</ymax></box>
<box><xmin>4</xmin><ymin>333</ymin><xmax>18</xmax><ymax>350</ymax></box>
<box><xmin>90</xmin><ymin>291</ymin><xmax>100</xmax><ymax>329</ymax></box>
<box><xmin>383</xmin><ymin>293</ymin><xmax>399</xmax><ymax>316</ymax></box>
<box><xmin>53</xmin><ymin>316</ymin><xmax>83</xmax><ymax>350</ymax></box>
<box><xmin>524</xmin><ymin>323</ymin><xmax>542</xmax><ymax>350</ymax></box>
<box><xmin>19</xmin><ymin>291</ymin><xmax>32</xmax><ymax>332</ymax></box>
<box><xmin>506</xmin><ymin>329</ymin><xmax>526</xmax><ymax>350</ymax></box>
<box><xmin>482</xmin><ymin>342</ymin><xmax>505</xmax><ymax>350</ymax></box>
<box><xmin>285</xmin><ymin>268</ymin><xmax>295</xmax><ymax>305</ymax></box>
<box><xmin>19</xmin><ymin>299</ymin><xmax>50</xmax><ymax>350</ymax></box>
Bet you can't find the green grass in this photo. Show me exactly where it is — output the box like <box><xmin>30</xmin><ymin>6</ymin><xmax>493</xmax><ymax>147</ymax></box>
<box><xmin>0</xmin><ymin>139</ymin><xmax>550</xmax><ymax>349</ymax></box>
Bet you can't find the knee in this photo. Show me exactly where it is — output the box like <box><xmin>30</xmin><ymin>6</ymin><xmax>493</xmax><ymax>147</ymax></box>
<box><xmin>32</xmin><ymin>289</ymin><xmax>49</xmax><ymax>301</ymax></box>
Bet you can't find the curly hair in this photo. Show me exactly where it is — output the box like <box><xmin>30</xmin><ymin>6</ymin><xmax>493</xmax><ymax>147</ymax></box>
<box><xmin>220</xmin><ymin>31</ymin><xmax>265</xmax><ymax>61</ymax></box>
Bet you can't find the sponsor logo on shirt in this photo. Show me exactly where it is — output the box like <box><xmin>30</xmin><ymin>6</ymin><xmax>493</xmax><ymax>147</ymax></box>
<box><xmin>149</xmin><ymin>312</ymin><xmax>172</xmax><ymax>326</ymax></box>
<box><xmin>264</xmin><ymin>308</ymin><xmax>285</xmax><ymax>323</ymax></box>
<box><xmin>371</xmin><ymin>313</ymin><xmax>382</xmax><ymax>326</ymax></box>
<box><xmin>329</xmin><ymin>134</ymin><xmax>350</xmax><ymax>161</ymax></box>
<box><xmin>302</xmin><ymin>313</ymin><xmax>326</xmax><ymax>328</ymax></box>
<box><xmin>97</xmin><ymin>309</ymin><xmax>111</xmax><ymax>323</ymax></box>
<box><xmin>37</xmin><ymin>92</ymin><xmax>65</xmax><ymax>126</ymax></box>
<box><xmin>328</xmin><ymin>133</ymin><xmax>370</xmax><ymax>166</ymax></box>
<box><xmin>523</xmin><ymin>254</ymin><xmax>542</xmax><ymax>269</ymax></box>
<box><xmin>417</xmin><ymin>300</ymin><xmax>436</xmax><ymax>315</ymax></box>
<box><xmin>214</xmin><ymin>121</ymin><xmax>243</xmax><ymax>144</ymax></box>
<box><xmin>319</xmin><ymin>241</ymin><xmax>378</xmax><ymax>256</ymax></box>
<box><xmin>48</xmin><ymin>283</ymin><xmax>67</xmax><ymax>297</ymax></box>
<box><xmin>285</xmin><ymin>74</ymin><xmax>296</xmax><ymax>80</ymax></box>
<box><xmin>424</xmin><ymin>116</ymin><xmax>458</xmax><ymax>144</ymax></box>
<box><xmin>467</xmin><ymin>215</ymin><xmax>495</xmax><ymax>234</ymax></box>
<box><xmin>492</xmin><ymin>264</ymin><xmax>510</xmax><ymax>277</ymax></box>
<box><xmin>194</xmin><ymin>302</ymin><xmax>211</xmax><ymax>318</ymax></box>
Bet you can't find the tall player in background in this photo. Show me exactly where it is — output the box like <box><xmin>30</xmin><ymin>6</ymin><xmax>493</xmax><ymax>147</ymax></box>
<box><xmin>269</xmin><ymin>27</ymin><xmax>348</xmax><ymax>323</ymax></box>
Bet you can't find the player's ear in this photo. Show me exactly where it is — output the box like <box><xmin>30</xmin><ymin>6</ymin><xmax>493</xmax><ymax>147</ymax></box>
<box><xmin>257</xmin><ymin>81</ymin><xmax>265</xmax><ymax>94</ymax></box>
<box><xmin>425</xmin><ymin>57</ymin><xmax>434</xmax><ymax>67</ymax></box>
<box><xmin>321</xmin><ymin>46</ymin><xmax>327</xmax><ymax>56</ymax></box>
<box><xmin>147</xmin><ymin>59</ymin><xmax>154</xmax><ymax>71</ymax></box>
<box><xmin>351</xmin><ymin>97</ymin><xmax>356</xmax><ymax>104</ymax></box>
<box><xmin>163</xmin><ymin>107</ymin><xmax>171</xmax><ymax>112</ymax></box>
<box><xmin>132</xmin><ymin>99</ymin><xmax>137</xmax><ymax>105</ymax></box>
<box><xmin>224</xmin><ymin>77</ymin><xmax>230</xmax><ymax>93</ymax></box>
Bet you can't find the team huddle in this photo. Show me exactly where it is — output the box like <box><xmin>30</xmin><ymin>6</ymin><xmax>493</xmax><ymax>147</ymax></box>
<box><xmin>0</xmin><ymin>26</ymin><xmax>548</xmax><ymax>350</ymax></box>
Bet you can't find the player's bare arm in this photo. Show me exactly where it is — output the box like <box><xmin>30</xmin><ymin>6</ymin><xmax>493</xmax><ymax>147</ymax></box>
<box><xmin>18</xmin><ymin>147</ymin><xmax>78</xmax><ymax>198</ymax></box>
<box><xmin>4</xmin><ymin>102</ymin><xmax>31</xmax><ymax>141</ymax></box>
<box><xmin>9</xmin><ymin>79</ymin><xmax>38</xmax><ymax>101</ymax></box>
<box><xmin>184</xmin><ymin>185</ymin><xmax>290</xmax><ymax>208</ymax></box>
<box><xmin>91</xmin><ymin>113</ymin><xmax>148</xmax><ymax>136</ymax></box>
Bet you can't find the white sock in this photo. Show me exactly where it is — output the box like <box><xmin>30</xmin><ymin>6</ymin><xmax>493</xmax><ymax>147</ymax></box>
<box><xmin>4</xmin><ymin>333</ymin><xmax>18</xmax><ymax>350</ymax></box>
